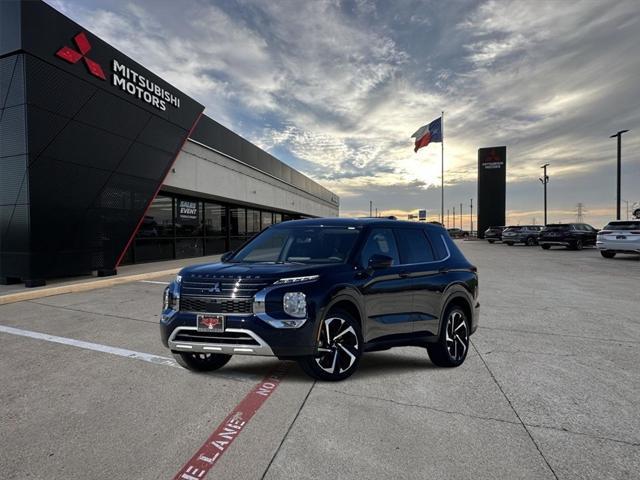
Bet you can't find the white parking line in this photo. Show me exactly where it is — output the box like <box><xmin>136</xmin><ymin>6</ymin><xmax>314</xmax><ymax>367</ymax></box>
<box><xmin>0</xmin><ymin>324</ymin><xmax>179</xmax><ymax>368</ymax></box>
<box><xmin>139</xmin><ymin>280</ymin><xmax>170</xmax><ymax>285</ymax></box>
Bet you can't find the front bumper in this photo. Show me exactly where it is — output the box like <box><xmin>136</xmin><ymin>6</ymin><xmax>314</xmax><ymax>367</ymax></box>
<box><xmin>160</xmin><ymin>310</ymin><xmax>317</xmax><ymax>358</ymax></box>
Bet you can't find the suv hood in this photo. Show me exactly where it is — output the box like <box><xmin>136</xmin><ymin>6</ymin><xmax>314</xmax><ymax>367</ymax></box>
<box><xmin>179</xmin><ymin>262</ymin><xmax>345</xmax><ymax>279</ymax></box>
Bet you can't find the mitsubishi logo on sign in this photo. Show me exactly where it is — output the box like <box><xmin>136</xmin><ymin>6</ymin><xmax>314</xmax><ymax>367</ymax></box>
<box><xmin>55</xmin><ymin>32</ymin><xmax>106</xmax><ymax>80</ymax></box>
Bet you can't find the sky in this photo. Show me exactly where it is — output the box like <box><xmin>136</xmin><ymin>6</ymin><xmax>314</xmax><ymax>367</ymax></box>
<box><xmin>47</xmin><ymin>0</ymin><xmax>640</xmax><ymax>228</ymax></box>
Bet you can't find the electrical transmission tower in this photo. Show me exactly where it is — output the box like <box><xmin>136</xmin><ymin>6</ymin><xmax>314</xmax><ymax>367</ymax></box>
<box><xmin>575</xmin><ymin>203</ymin><xmax>587</xmax><ymax>222</ymax></box>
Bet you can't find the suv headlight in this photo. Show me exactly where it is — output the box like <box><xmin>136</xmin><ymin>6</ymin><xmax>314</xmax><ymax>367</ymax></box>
<box><xmin>283</xmin><ymin>292</ymin><xmax>307</xmax><ymax>318</ymax></box>
<box><xmin>163</xmin><ymin>286</ymin><xmax>179</xmax><ymax>311</ymax></box>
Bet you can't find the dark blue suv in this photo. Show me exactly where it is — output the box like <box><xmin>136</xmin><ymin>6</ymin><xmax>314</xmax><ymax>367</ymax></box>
<box><xmin>161</xmin><ymin>218</ymin><xmax>479</xmax><ymax>381</ymax></box>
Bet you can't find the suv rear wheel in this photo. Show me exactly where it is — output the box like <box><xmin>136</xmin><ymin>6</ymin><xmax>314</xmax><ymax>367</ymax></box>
<box><xmin>427</xmin><ymin>305</ymin><xmax>470</xmax><ymax>367</ymax></box>
<box><xmin>601</xmin><ymin>250</ymin><xmax>616</xmax><ymax>258</ymax></box>
<box><xmin>298</xmin><ymin>309</ymin><xmax>362</xmax><ymax>381</ymax></box>
<box><xmin>172</xmin><ymin>352</ymin><xmax>232</xmax><ymax>371</ymax></box>
<box><xmin>526</xmin><ymin>237</ymin><xmax>536</xmax><ymax>246</ymax></box>
<box><xmin>541</xmin><ymin>244</ymin><xmax>551</xmax><ymax>250</ymax></box>
<box><xmin>572</xmin><ymin>239</ymin><xmax>584</xmax><ymax>250</ymax></box>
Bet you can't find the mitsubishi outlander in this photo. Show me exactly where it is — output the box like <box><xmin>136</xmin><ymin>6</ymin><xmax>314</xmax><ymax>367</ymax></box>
<box><xmin>161</xmin><ymin>218</ymin><xmax>479</xmax><ymax>381</ymax></box>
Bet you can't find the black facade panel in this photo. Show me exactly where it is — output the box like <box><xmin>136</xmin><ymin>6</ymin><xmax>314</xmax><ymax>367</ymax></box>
<box><xmin>0</xmin><ymin>104</ymin><xmax>27</xmax><ymax>158</ymax></box>
<box><xmin>477</xmin><ymin>147</ymin><xmax>507</xmax><ymax>238</ymax></box>
<box><xmin>24</xmin><ymin>54</ymin><xmax>97</xmax><ymax>118</ymax></box>
<box><xmin>0</xmin><ymin>1</ymin><xmax>204</xmax><ymax>282</ymax></box>
<box><xmin>38</xmin><ymin>114</ymin><xmax>133</xmax><ymax>171</ymax></box>
<box><xmin>0</xmin><ymin>1</ymin><xmax>21</xmax><ymax>56</ymax></box>
<box><xmin>75</xmin><ymin>89</ymin><xmax>151</xmax><ymax>141</ymax></box>
<box><xmin>0</xmin><ymin>155</ymin><xmax>28</xmax><ymax>205</ymax></box>
<box><xmin>1</xmin><ymin>55</ymin><xmax>25</xmax><ymax>109</ymax></box>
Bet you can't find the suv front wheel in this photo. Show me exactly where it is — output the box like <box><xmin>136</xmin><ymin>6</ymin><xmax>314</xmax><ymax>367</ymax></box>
<box><xmin>427</xmin><ymin>306</ymin><xmax>470</xmax><ymax>367</ymax></box>
<box><xmin>298</xmin><ymin>309</ymin><xmax>363</xmax><ymax>381</ymax></box>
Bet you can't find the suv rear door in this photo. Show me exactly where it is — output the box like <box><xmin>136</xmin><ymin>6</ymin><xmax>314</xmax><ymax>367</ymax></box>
<box><xmin>394</xmin><ymin>227</ymin><xmax>448</xmax><ymax>337</ymax></box>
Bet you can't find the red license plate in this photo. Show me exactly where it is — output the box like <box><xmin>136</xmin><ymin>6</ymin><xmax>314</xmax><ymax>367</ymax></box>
<box><xmin>197</xmin><ymin>314</ymin><xmax>225</xmax><ymax>332</ymax></box>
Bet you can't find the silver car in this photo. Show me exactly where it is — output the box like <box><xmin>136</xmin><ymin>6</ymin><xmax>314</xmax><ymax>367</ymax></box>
<box><xmin>596</xmin><ymin>220</ymin><xmax>640</xmax><ymax>258</ymax></box>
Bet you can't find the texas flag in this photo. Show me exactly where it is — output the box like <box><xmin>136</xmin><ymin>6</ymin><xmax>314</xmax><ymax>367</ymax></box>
<box><xmin>411</xmin><ymin>117</ymin><xmax>442</xmax><ymax>153</ymax></box>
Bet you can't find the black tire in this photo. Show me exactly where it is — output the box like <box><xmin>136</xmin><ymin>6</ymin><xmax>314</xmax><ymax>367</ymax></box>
<box><xmin>541</xmin><ymin>244</ymin><xmax>551</xmax><ymax>250</ymax></box>
<box><xmin>601</xmin><ymin>250</ymin><xmax>616</xmax><ymax>258</ymax></box>
<box><xmin>427</xmin><ymin>305</ymin><xmax>470</xmax><ymax>368</ymax></box>
<box><xmin>526</xmin><ymin>237</ymin><xmax>536</xmax><ymax>246</ymax></box>
<box><xmin>172</xmin><ymin>351</ymin><xmax>232</xmax><ymax>372</ymax></box>
<box><xmin>572</xmin><ymin>239</ymin><xmax>583</xmax><ymax>250</ymax></box>
<box><xmin>488</xmin><ymin>240</ymin><xmax>495</xmax><ymax>244</ymax></box>
<box><xmin>505</xmin><ymin>242</ymin><xmax>514</xmax><ymax>246</ymax></box>
<box><xmin>298</xmin><ymin>309</ymin><xmax>362</xmax><ymax>381</ymax></box>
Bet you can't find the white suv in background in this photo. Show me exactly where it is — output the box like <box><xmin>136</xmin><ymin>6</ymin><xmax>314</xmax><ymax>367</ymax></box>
<box><xmin>596</xmin><ymin>220</ymin><xmax>640</xmax><ymax>258</ymax></box>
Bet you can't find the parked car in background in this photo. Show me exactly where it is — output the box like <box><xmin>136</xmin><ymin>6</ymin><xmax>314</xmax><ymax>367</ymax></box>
<box><xmin>484</xmin><ymin>226</ymin><xmax>505</xmax><ymax>243</ymax></box>
<box><xmin>596</xmin><ymin>220</ymin><xmax>640</xmax><ymax>258</ymax></box>
<box><xmin>447</xmin><ymin>227</ymin><xmax>469</xmax><ymax>238</ymax></box>
<box><xmin>539</xmin><ymin>223</ymin><xmax>598</xmax><ymax>250</ymax></box>
<box><xmin>502</xmin><ymin>225</ymin><xmax>544</xmax><ymax>246</ymax></box>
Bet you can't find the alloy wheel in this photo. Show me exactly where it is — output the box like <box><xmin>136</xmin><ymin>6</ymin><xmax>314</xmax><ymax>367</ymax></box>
<box><xmin>445</xmin><ymin>311</ymin><xmax>469</xmax><ymax>362</ymax></box>
<box><xmin>315</xmin><ymin>317</ymin><xmax>360</xmax><ymax>375</ymax></box>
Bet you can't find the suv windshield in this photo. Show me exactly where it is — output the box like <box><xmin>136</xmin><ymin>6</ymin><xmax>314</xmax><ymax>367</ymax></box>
<box><xmin>604</xmin><ymin>221</ymin><xmax>640</xmax><ymax>230</ymax></box>
<box><xmin>229</xmin><ymin>226</ymin><xmax>361</xmax><ymax>264</ymax></box>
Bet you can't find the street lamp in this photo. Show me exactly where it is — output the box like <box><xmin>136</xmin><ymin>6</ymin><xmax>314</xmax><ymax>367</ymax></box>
<box><xmin>610</xmin><ymin>130</ymin><xmax>630</xmax><ymax>220</ymax></box>
<box><xmin>539</xmin><ymin>163</ymin><xmax>550</xmax><ymax>226</ymax></box>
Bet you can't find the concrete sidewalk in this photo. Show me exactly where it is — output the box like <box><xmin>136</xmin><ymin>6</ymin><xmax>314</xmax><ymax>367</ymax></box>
<box><xmin>0</xmin><ymin>255</ymin><xmax>221</xmax><ymax>305</ymax></box>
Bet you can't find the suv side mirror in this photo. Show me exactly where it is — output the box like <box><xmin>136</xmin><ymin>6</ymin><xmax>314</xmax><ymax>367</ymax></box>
<box><xmin>368</xmin><ymin>254</ymin><xmax>393</xmax><ymax>270</ymax></box>
<box><xmin>220</xmin><ymin>251</ymin><xmax>233</xmax><ymax>262</ymax></box>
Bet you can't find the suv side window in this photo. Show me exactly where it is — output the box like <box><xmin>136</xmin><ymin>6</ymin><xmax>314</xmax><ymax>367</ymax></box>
<box><xmin>360</xmin><ymin>228</ymin><xmax>400</xmax><ymax>267</ymax></box>
<box><xmin>425</xmin><ymin>229</ymin><xmax>448</xmax><ymax>260</ymax></box>
<box><xmin>395</xmin><ymin>228</ymin><xmax>435</xmax><ymax>264</ymax></box>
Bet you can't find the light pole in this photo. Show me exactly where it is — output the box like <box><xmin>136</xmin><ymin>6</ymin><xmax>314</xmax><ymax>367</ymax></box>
<box><xmin>610</xmin><ymin>130</ymin><xmax>629</xmax><ymax>220</ymax></box>
<box><xmin>369</xmin><ymin>200</ymin><xmax>373</xmax><ymax>217</ymax></box>
<box><xmin>447</xmin><ymin>209</ymin><xmax>450</xmax><ymax>227</ymax></box>
<box><xmin>539</xmin><ymin>163</ymin><xmax>550</xmax><ymax>225</ymax></box>
<box><xmin>453</xmin><ymin>206</ymin><xmax>456</xmax><ymax>229</ymax></box>
<box><xmin>470</xmin><ymin>198</ymin><xmax>473</xmax><ymax>234</ymax></box>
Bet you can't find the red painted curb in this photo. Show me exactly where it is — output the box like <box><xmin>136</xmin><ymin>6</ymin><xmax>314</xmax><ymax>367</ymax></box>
<box><xmin>173</xmin><ymin>363</ymin><xmax>290</xmax><ymax>480</ymax></box>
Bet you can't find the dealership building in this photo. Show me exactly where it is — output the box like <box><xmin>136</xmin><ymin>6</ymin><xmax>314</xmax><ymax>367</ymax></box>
<box><xmin>0</xmin><ymin>0</ymin><xmax>339</xmax><ymax>286</ymax></box>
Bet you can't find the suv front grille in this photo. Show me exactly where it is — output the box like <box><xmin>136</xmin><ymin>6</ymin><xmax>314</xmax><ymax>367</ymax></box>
<box><xmin>180</xmin><ymin>296</ymin><xmax>253</xmax><ymax>314</ymax></box>
<box><xmin>173</xmin><ymin>330</ymin><xmax>259</xmax><ymax>346</ymax></box>
<box><xmin>181</xmin><ymin>275</ymin><xmax>275</xmax><ymax>298</ymax></box>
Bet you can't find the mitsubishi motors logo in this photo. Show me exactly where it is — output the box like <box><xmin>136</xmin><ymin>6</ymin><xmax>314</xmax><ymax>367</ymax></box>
<box><xmin>55</xmin><ymin>32</ymin><xmax>106</xmax><ymax>80</ymax></box>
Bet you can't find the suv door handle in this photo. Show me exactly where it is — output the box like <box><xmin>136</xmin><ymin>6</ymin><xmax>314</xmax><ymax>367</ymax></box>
<box><xmin>438</xmin><ymin>268</ymin><xmax>449</xmax><ymax>274</ymax></box>
<box><xmin>399</xmin><ymin>271</ymin><xmax>410</xmax><ymax>278</ymax></box>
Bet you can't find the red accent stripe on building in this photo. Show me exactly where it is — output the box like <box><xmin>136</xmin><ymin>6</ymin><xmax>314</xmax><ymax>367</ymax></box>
<box><xmin>172</xmin><ymin>363</ymin><xmax>289</xmax><ymax>480</ymax></box>
<box><xmin>115</xmin><ymin>112</ymin><xmax>203</xmax><ymax>268</ymax></box>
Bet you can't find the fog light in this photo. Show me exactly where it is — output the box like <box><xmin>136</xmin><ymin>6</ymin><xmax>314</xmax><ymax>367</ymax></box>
<box><xmin>283</xmin><ymin>292</ymin><xmax>306</xmax><ymax>318</ymax></box>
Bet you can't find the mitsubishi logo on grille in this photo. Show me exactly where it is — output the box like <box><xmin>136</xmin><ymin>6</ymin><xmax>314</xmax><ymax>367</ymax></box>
<box><xmin>207</xmin><ymin>282</ymin><xmax>222</xmax><ymax>294</ymax></box>
<box><xmin>55</xmin><ymin>32</ymin><xmax>106</xmax><ymax>80</ymax></box>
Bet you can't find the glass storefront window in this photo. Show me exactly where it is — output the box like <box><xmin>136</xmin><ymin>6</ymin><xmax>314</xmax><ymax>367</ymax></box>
<box><xmin>175</xmin><ymin>198</ymin><xmax>203</xmax><ymax>237</ymax></box>
<box><xmin>247</xmin><ymin>209</ymin><xmax>260</xmax><ymax>234</ymax></box>
<box><xmin>138</xmin><ymin>195</ymin><xmax>173</xmax><ymax>238</ymax></box>
<box><xmin>273</xmin><ymin>213</ymin><xmax>282</xmax><ymax>224</ymax></box>
<box><xmin>230</xmin><ymin>208</ymin><xmax>246</xmax><ymax>236</ymax></box>
<box><xmin>261</xmin><ymin>212</ymin><xmax>272</xmax><ymax>230</ymax></box>
<box><xmin>204</xmin><ymin>202</ymin><xmax>226</xmax><ymax>236</ymax></box>
<box><xmin>176</xmin><ymin>238</ymin><xmax>204</xmax><ymax>259</ymax></box>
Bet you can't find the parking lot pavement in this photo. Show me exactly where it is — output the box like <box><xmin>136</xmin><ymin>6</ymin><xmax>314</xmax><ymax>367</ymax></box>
<box><xmin>1</xmin><ymin>242</ymin><xmax>638</xmax><ymax>479</ymax></box>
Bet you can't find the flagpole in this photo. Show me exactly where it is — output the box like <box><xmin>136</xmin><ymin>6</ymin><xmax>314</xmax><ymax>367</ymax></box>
<box><xmin>441</xmin><ymin>110</ymin><xmax>444</xmax><ymax>224</ymax></box>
